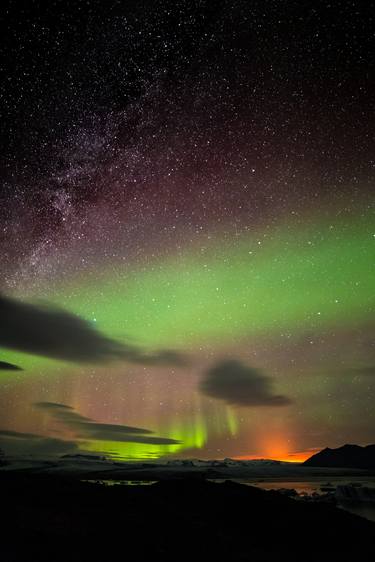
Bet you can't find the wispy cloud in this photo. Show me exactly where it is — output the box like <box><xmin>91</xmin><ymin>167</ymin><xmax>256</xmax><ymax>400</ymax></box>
<box><xmin>34</xmin><ymin>402</ymin><xmax>181</xmax><ymax>446</ymax></box>
<box><xmin>0</xmin><ymin>429</ymin><xmax>79</xmax><ymax>457</ymax></box>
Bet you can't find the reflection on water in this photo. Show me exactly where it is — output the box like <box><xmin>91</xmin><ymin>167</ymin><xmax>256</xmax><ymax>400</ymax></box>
<box><xmin>82</xmin><ymin>477</ymin><xmax>375</xmax><ymax>522</ymax></box>
<box><xmin>83</xmin><ymin>480</ymin><xmax>157</xmax><ymax>486</ymax></box>
<box><xmin>246</xmin><ymin>478</ymin><xmax>375</xmax><ymax>523</ymax></box>
<box><xmin>234</xmin><ymin>475</ymin><xmax>375</xmax><ymax>490</ymax></box>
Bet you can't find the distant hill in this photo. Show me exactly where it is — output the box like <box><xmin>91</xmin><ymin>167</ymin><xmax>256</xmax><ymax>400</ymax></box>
<box><xmin>303</xmin><ymin>444</ymin><xmax>375</xmax><ymax>469</ymax></box>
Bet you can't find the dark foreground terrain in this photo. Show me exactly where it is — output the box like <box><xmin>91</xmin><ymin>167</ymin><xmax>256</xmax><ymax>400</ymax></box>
<box><xmin>1</xmin><ymin>475</ymin><xmax>375</xmax><ymax>562</ymax></box>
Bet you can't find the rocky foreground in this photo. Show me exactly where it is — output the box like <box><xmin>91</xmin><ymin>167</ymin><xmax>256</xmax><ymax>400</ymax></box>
<box><xmin>1</xmin><ymin>474</ymin><xmax>375</xmax><ymax>562</ymax></box>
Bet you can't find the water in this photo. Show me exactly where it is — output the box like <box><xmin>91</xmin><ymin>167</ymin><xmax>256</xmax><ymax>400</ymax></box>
<box><xmin>82</xmin><ymin>477</ymin><xmax>375</xmax><ymax>522</ymax></box>
<box><xmin>83</xmin><ymin>479</ymin><xmax>157</xmax><ymax>486</ymax></box>
<box><xmin>241</xmin><ymin>477</ymin><xmax>375</xmax><ymax>522</ymax></box>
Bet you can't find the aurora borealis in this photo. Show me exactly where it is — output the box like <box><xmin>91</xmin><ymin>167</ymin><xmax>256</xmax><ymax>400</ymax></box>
<box><xmin>0</xmin><ymin>1</ymin><xmax>374</xmax><ymax>463</ymax></box>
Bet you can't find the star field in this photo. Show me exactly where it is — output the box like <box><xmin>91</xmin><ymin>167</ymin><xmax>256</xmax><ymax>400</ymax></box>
<box><xmin>0</xmin><ymin>0</ymin><xmax>374</xmax><ymax>461</ymax></box>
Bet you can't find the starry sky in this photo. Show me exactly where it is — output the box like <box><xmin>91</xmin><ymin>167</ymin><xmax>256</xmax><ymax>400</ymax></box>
<box><xmin>0</xmin><ymin>0</ymin><xmax>374</xmax><ymax>462</ymax></box>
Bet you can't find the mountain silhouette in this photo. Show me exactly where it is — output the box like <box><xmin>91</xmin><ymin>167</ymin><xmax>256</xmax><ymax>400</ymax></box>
<box><xmin>303</xmin><ymin>444</ymin><xmax>375</xmax><ymax>469</ymax></box>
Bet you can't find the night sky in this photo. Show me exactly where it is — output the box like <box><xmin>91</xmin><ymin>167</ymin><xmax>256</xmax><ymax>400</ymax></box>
<box><xmin>0</xmin><ymin>0</ymin><xmax>374</xmax><ymax>462</ymax></box>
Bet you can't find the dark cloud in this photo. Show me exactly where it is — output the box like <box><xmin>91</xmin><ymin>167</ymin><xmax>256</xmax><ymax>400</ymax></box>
<box><xmin>0</xmin><ymin>293</ymin><xmax>186</xmax><ymax>366</ymax></box>
<box><xmin>200</xmin><ymin>359</ymin><xmax>292</xmax><ymax>407</ymax></box>
<box><xmin>35</xmin><ymin>402</ymin><xmax>92</xmax><ymax>423</ymax></box>
<box><xmin>136</xmin><ymin>349</ymin><xmax>188</xmax><ymax>367</ymax></box>
<box><xmin>0</xmin><ymin>429</ymin><xmax>79</xmax><ymax>457</ymax></box>
<box><xmin>0</xmin><ymin>360</ymin><xmax>23</xmax><ymax>371</ymax></box>
<box><xmin>34</xmin><ymin>402</ymin><xmax>181</xmax><ymax>446</ymax></box>
<box><xmin>35</xmin><ymin>402</ymin><xmax>74</xmax><ymax>411</ymax></box>
<box><xmin>0</xmin><ymin>430</ymin><xmax>43</xmax><ymax>439</ymax></box>
<box><xmin>74</xmin><ymin>430</ymin><xmax>180</xmax><ymax>445</ymax></box>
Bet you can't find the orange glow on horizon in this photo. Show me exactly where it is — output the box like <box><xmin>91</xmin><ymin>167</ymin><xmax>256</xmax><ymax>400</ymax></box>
<box><xmin>233</xmin><ymin>433</ymin><xmax>319</xmax><ymax>463</ymax></box>
<box><xmin>233</xmin><ymin>450</ymin><xmax>316</xmax><ymax>463</ymax></box>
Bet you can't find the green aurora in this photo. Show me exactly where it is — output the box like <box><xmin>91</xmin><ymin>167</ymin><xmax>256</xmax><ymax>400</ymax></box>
<box><xmin>1</xmin><ymin>209</ymin><xmax>373</xmax><ymax>460</ymax></box>
<box><xmin>1</xmin><ymin>209</ymin><xmax>373</xmax><ymax>370</ymax></box>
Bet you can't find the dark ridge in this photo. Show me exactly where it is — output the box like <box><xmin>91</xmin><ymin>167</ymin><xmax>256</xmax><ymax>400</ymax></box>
<box><xmin>303</xmin><ymin>444</ymin><xmax>375</xmax><ymax>469</ymax></box>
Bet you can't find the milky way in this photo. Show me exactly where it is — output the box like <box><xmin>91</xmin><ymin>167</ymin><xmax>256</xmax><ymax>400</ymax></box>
<box><xmin>0</xmin><ymin>1</ymin><xmax>374</xmax><ymax>461</ymax></box>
